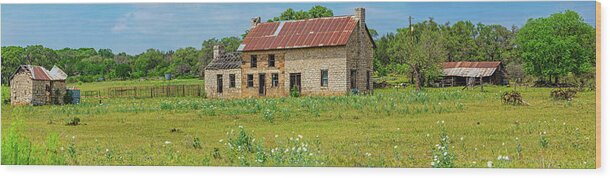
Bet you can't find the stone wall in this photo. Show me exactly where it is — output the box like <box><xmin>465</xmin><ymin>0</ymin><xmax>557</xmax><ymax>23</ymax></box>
<box><xmin>241</xmin><ymin>52</ymin><xmax>287</xmax><ymax>98</ymax></box>
<box><xmin>51</xmin><ymin>81</ymin><xmax>66</xmax><ymax>104</ymax></box>
<box><xmin>345</xmin><ymin>20</ymin><xmax>375</xmax><ymax>94</ymax></box>
<box><xmin>204</xmin><ymin>69</ymin><xmax>242</xmax><ymax>99</ymax></box>
<box><xmin>31</xmin><ymin>80</ymin><xmax>50</xmax><ymax>106</ymax></box>
<box><xmin>283</xmin><ymin>46</ymin><xmax>349</xmax><ymax>96</ymax></box>
<box><xmin>10</xmin><ymin>70</ymin><xmax>33</xmax><ymax>105</ymax></box>
<box><xmin>241</xmin><ymin>46</ymin><xmax>349</xmax><ymax>97</ymax></box>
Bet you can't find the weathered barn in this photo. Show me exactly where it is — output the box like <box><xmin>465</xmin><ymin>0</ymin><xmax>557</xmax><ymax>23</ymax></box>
<box><xmin>9</xmin><ymin>65</ymin><xmax>68</xmax><ymax>105</ymax></box>
<box><xmin>441</xmin><ymin>61</ymin><xmax>506</xmax><ymax>86</ymax></box>
<box><xmin>204</xmin><ymin>8</ymin><xmax>375</xmax><ymax>98</ymax></box>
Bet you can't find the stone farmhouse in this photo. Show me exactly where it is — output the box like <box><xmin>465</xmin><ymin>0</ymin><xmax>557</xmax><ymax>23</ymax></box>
<box><xmin>9</xmin><ymin>65</ymin><xmax>68</xmax><ymax>106</ymax></box>
<box><xmin>204</xmin><ymin>8</ymin><xmax>375</xmax><ymax>99</ymax></box>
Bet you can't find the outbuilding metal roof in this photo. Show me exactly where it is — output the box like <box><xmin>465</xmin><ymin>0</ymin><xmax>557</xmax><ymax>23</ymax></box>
<box><xmin>442</xmin><ymin>61</ymin><xmax>502</xmax><ymax>78</ymax></box>
<box><xmin>204</xmin><ymin>52</ymin><xmax>243</xmax><ymax>70</ymax></box>
<box><xmin>239</xmin><ymin>16</ymin><xmax>358</xmax><ymax>51</ymax></box>
<box><xmin>10</xmin><ymin>65</ymin><xmax>67</xmax><ymax>81</ymax></box>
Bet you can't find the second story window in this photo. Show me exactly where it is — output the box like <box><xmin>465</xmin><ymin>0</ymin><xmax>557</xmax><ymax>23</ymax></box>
<box><xmin>268</xmin><ymin>54</ymin><xmax>275</xmax><ymax>67</ymax></box>
<box><xmin>250</xmin><ymin>55</ymin><xmax>257</xmax><ymax>68</ymax></box>
<box><xmin>247</xmin><ymin>74</ymin><xmax>254</xmax><ymax>87</ymax></box>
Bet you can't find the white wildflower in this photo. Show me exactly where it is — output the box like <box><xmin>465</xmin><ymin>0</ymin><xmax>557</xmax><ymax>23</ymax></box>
<box><xmin>487</xmin><ymin>161</ymin><xmax>493</xmax><ymax>168</ymax></box>
<box><xmin>394</xmin><ymin>145</ymin><xmax>398</xmax><ymax>149</ymax></box>
<box><xmin>164</xmin><ymin>141</ymin><xmax>171</xmax><ymax>144</ymax></box>
<box><xmin>219</xmin><ymin>139</ymin><xmax>223</xmax><ymax>143</ymax></box>
<box><xmin>298</xmin><ymin>135</ymin><xmax>303</xmax><ymax>139</ymax></box>
<box><xmin>275</xmin><ymin>135</ymin><xmax>279</xmax><ymax>138</ymax></box>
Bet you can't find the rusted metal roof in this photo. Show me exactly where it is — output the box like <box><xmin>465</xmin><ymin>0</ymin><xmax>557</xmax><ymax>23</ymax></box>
<box><xmin>442</xmin><ymin>61</ymin><xmax>502</xmax><ymax>78</ymax></box>
<box><xmin>240</xmin><ymin>16</ymin><xmax>358</xmax><ymax>51</ymax></box>
<box><xmin>10</xmin><ymin>65</ymin><xmax>67</xmax><ymax>81</ymax></box>
<box><xmin>443</xmin><ymin>61</ymin><xmax>501</xmax><ymax>69</ymax></box>
<box><xmin>30</xmin><ymin>65</ymin><xmax>52</xmax><ymax>80</ymax></box>
<box><xmin>204</xmin><ymin>52</ymin><xmax>243</xmax><ymax>70</ymax></box>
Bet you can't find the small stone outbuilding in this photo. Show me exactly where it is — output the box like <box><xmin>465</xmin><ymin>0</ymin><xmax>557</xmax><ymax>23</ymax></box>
<box><xmin>203</xmin><ymin>45</ymin><xmax>243</xmax><ymax>99</ymax></box>
<box><xmin>204</xmin><ymin>8</ymin><xmax>375</xmax><ymax>98</ymax></box>
<box><xmin>9</xmin><ymin>65</ymin><xmax>68</xmax><ymax>106</ymax></box>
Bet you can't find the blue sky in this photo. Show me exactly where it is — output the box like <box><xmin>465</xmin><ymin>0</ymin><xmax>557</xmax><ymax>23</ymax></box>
<box><xmin>1</xmin><ymin>1</ymin><xmax>596</xmax><ymax>54</ymax></box>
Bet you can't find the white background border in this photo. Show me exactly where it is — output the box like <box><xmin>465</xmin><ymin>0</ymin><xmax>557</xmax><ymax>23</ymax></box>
<box><xmin>0</xmin><ymin>0</ymin><xmax>606</xmax><ymax>177</ymax></box>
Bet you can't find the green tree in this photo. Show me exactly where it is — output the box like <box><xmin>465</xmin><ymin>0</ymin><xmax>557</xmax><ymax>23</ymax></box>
<box><xmin>308</xmin><ymin>5</ymin><xmax>334</xmax><ymax>18</ymax></box>
<box><xmin>390</xmin><ymin>18</ymin><xmax>447</xmax><ymax>91</ymax></box>
<box><xmin>516</xmin><ymin>10</ymin><xmax>595</xmax><ymax>84</ymax></box>
<box><xmin>172</xmin><ymin>47</ymin><xmax>200</xmax><ymax>76</ymax></box>
<box><xmin>268</xmin><ymin>6</ymin><xmax>334</xmax><ymax>22</ymax></box>
<box><xmin>445</xmin><ymin>21</ymin><xmax>477</xmax><ymax>62</ymax></box>
<box><xmin>1</xmin><ymin>46</ymin><xmax>25</xmax><ymax>84</ymax></box>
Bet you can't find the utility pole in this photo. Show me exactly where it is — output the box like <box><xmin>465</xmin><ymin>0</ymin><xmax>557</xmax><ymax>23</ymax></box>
<box><xmin>409</xmin><ymin>16</ymin><xmax>413</xmax><ymax>32</ymax></box>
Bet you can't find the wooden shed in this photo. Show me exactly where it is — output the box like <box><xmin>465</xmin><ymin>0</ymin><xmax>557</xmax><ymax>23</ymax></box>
<box><xmin>441</xmin><ymin>61</ymin><xmax>506</xmax><ymax>87</ymax></box>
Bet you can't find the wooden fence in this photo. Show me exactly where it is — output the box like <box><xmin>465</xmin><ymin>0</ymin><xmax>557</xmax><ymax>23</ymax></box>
<box><xmin>81</xmin><ymin>84</ymin><xmax>204</xmax><ymax>98</ymax></box>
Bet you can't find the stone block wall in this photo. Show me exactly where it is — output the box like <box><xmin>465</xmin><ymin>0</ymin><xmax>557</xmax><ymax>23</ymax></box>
<box><xmin>204</xmin><ymin>69</ymin><xmax>242</xmax><ymax>99</ymax></box>
<box><xmin>51</xmin><ymin>81</ymin><xmax>66</xmax><ymax>104</ymax></box>
<box><xmin>10</xmin><ymin>71</ymin><xmax>33</xmax><ymax>105</ymax></box>
<box><xmin>31</xmin><ymin>80</ymin><xmax>50</xmax><ymax>106</ymax></box>
<box><xmin>283</xmin><ymin>46</ymin><xmax>349</xmax><ymax>96</ymax></box>
<box><xmin>241</xmin><ymin>52</ymin><xmax>287</xmax><ymax>98</ymax></box>
<box><xmin>346</xmin><ymin>20</ymin><xmax>375</xmax><ymax>94</ymax></box>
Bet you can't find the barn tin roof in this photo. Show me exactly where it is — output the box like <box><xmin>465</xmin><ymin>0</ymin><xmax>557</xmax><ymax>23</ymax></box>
<box><xmin>10</xmin><ymin>65</ymin><xmax>67</xmax><ymax>81</ymax></box>
<box><xmin>204</xmin><ymin>52</ymin><xmax>243</xmax><ymax>70</ymax></box>
<box><xmin>239</xmin><ymin>16</ymin><xmax>358</xmax><ymax>52</ymax></box>
<box><xmin>442</xmin><ymin>61</ymin><xmax>502</xmax><ymax>78</ymax></box>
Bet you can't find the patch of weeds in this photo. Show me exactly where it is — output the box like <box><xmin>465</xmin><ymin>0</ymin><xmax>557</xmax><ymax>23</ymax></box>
<box><xmin>65</xmin><ymin>117</ymin><xmax>81</xmax><ymax>126</ymax></box>
<box><xmin>192</xmin><ymin>137</ymin><xmax>202</xmax><ymax>149</ymax></box>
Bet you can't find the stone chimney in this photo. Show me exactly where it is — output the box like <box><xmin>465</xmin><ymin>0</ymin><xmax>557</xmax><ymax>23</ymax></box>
<box><xmin>213</xmin><ymin>45</ymin><xmax>224</xmax><ymax>60</ymax></box>
<box><xmin>355</xmin><ymin>8</ymin><xmax>365</xmax><ymax>28</ymax></box>
<box><xmin>250</xmin><ymin>17</ymin><xmax>261</xmax><ymax>29</ymax></box>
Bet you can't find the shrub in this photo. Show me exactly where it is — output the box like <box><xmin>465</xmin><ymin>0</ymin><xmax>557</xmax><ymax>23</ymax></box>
<box><xmin>551</xmin><ymin>88</ymin><xmax>577</xmax><ymax>101</ymax></box>
<box><xmin>65</xmin><ymin>117</ymin><xmax>81</xmax><ymax>126</ymax></box>
<box><xmin>502</xmin><ymin>91</ymin><xmax>528</xmax><ymax>105</ymax></box>
<box><xmin>1</xmin><ymin>120</ymin><xmax>35</xmax><ymax>165</ymax></box>
<box><xmin>431</xmin><ymin>122</ymin><xmax>455</xmax><ymax>168</ymax></box>
<box><xmin>290</xmin><ymin>85</ymin><xmax>300</xmax><ymax>97</ymax></box>
<box><xmin>192</xmin><ymin>137</ymin><xmax>202</xmax><ymax>149</ymax></box>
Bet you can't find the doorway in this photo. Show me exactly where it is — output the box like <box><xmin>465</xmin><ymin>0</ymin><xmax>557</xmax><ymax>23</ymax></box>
<box><xmin>258</xmin><ymin>73</ymin><xmax>266</xmax><ymax>96</ymax></box>
<box><xmin>216</xmin><ymin>74</ymin><xmax>223</xmax><ymax>94</ymax></box>
<box><xmin>289</xmin><ymin>73</ymin><xmax>301</xmax><ymax>94</ymax></box>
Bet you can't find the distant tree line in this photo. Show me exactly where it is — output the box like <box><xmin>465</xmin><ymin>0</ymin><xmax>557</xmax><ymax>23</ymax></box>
<box><xmin>0</xmin><ymin>36</ymin><xmax>242</xmax><ymax>84</ymax></box>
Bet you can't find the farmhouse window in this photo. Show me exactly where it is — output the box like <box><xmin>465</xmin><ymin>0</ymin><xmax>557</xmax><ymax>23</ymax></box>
<box><xmin>229</xmin><ymin>74</ymin><xmax>236</xmax><ymax>88</ymax></box>
<box><xmin>271</xmin><ymin>73</ymin><xmax>279</xmax><ymax>87</ymax></box>
<box><xmin>268</xmin><ymin>54</ymin><xmax>275</xmax><ymax>67</ymax></box>
<box><xmin>251</xmin><ymin>55</ymin><xmax>257</xmax><ymax>68</ymax></box>
<box><xmin>321</xmin><ymin>70</ymin><xmax>328</xmax><ymax>87</ymax></box>
<box><xmin>247</xmin><ymin>74</ymin><xmax>254</xmax><ymax>87</ymax></box>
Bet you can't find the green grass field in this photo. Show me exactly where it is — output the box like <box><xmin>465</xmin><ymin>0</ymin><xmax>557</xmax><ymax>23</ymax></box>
<box><xmin>0</xmin><ymin>79</ymin><xmax>596</xmax><ymax>168</ymax></box>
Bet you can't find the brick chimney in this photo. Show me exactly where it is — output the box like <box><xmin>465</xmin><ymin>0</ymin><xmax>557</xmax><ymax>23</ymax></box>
<box><xmin>355</xmin><ymin>8</ymin><xmax>365</xmax><ymax>28</ymax></box>
<box><xmin>250</xmin><ymin>17</ymin><xmax>261</xmax><ymax>29</ymax></box>
<box><xmin>213</xmin><ymin>45</ymin><xmax>224</xmax><ymax>60</ymax></box>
